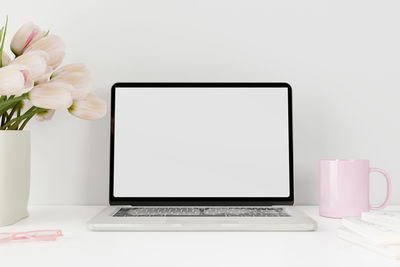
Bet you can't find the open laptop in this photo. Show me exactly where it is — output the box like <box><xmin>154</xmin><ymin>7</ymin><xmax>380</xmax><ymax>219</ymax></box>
<box><xmin>88</xmin><ymin>83</ymin><xmax>317</xmax><ymax>231</ymax></box>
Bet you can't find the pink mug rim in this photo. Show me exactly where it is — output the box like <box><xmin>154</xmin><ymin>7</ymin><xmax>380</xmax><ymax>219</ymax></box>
<box><xmin>320</xmin><ymin>159</ymin><xmax>369</xmax><ymax>162</ymax></box>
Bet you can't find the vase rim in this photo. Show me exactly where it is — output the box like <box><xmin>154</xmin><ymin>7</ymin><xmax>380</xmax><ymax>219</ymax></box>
<box><xmin>0</xmin><ymin>130</ymin><xmax>30</xmax><ymax>134</ymax></box>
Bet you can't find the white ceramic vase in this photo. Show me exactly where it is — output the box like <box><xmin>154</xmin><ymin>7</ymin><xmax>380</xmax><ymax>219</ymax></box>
<box><xmin>0</xmin><ymin>130</ymin><xmax>30</xmax><ymax>226</ymax></box>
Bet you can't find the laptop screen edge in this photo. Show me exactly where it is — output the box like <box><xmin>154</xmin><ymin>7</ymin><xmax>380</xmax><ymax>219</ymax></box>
<box><xmin>109</xmin><ymin>82</ymin><xmax>294</xmax><ymax>206</ymax></box>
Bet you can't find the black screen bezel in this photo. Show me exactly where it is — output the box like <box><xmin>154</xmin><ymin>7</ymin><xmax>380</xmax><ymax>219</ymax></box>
<box><xmin>109</xmin><ymin>83</ymin><xmax>294</xmax><ymax>206</ymax></box>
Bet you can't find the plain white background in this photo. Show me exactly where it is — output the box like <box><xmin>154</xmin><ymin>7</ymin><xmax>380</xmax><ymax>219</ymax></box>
<box><xmin>1</xmin><ymin>0</ymin><xmax>399</xmax><ymax>205</ymax></box>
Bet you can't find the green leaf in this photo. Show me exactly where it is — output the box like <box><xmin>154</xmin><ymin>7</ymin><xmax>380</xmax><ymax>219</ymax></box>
<box><xmin>0</xmin><ymin>26</ymin><xmax>4</xmax><ymax>44</ymax></box>
<box><xmin>0</xmin><ymin>26</ymin><xmax>4</xmax><ymax>68</ymax></box>
<box><xmin>44</xmin><ymin>29</ymin><xmax>50</xmax><ymax>37</ymax></box>
<box><xmin>0</xmin><ymin>16</ymin><xmax>8</xmax><ymax>68</ymax></box>
<box><xmin>0</xmin><ymin>94</ymin><xmax>28</xmax><ymax>116</ymax></box>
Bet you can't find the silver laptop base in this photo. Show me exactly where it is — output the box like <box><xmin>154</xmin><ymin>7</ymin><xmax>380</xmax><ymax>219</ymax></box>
<box><xmin>88</xmin><ymin>206</ymin><xmax>317</xmax><ymax>232</ymax></box>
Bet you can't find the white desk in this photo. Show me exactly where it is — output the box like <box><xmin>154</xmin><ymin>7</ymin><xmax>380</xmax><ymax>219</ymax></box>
<box><xmin>0</xmin><ymin>206</ymin><xmax>398</xmax><ymax>267</ymax></box>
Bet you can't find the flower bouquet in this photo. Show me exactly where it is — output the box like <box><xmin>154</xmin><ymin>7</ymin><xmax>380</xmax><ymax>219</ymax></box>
<box><xmin>0</xmin><ymin>17</ymin><xmax>106</xmax><ymax>129</ymax></box>
<box><xmin>0</xmin><ymin>17</ymin><xmax>106</xmax><ymax>226</ymax></box>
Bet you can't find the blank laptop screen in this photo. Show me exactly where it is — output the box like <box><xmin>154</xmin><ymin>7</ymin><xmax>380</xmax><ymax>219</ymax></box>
<box><xmin>113</xmin><ymin>87</ymin><xmax>290</xmax><ymax>198</ymax></box>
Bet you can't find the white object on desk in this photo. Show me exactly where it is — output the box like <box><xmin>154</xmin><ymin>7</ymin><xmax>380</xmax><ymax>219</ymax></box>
<box><xmin>362</xmin><ymin>211</ymin><xmax>400</xmax><ymax>230</ymax></box>
<box><xmin>337</xmin><ymin>227</ymin><xmax>400</xmax><ymax>260</ymax></box>
<box><xmin>342</xmin><ymin>217</ymin><xmax>400</xmax><ymax>245</ymax></box>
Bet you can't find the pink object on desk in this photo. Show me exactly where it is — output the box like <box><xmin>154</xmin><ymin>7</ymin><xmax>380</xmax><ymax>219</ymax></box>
<box><xmin>319</xmin><ymin>159</ymin><xmax>391</xmax><ymax>218</ymax></box>
<box><xmin>0</xmin><ymin>229</ymin><xmax>63</xmax><ymax>243</ymax></box>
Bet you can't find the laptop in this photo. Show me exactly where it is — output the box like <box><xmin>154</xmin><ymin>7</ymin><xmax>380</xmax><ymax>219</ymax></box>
<box><xmin>88</xmin><ymin>83</ymin><xmax>317</xmax><ymax>231</ymax></box>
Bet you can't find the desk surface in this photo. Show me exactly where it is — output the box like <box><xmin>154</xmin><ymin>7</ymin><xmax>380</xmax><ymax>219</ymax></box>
<box><xmin>0</xmin><ymin>206</ymin><xmax>399</xmax><ymax>267</ymax></box>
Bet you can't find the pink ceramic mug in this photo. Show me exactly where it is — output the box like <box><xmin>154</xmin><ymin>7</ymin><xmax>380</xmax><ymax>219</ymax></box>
<box><xmin>319</xmin><ymin>159</ymin><xmax>391</xmax><ymax>218</ymax></box>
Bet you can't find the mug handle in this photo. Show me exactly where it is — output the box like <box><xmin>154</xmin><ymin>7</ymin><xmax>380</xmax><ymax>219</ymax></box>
<box><xmin>369</xmin><ymin>168</ymin><xmax>392</xmax><ymax>210</ymax></box>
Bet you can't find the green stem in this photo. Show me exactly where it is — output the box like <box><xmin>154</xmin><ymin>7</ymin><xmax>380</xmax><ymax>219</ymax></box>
<box><xmin>18</xmin><ymin>115</ymin><xmax>34</xmax><ymax>130</ymax></box>
<box><xmin>17</xmin><ymin>102</ymin><xmax>21</xmax><ymax>117</ymax></box>
<box><xmin>0</xmin><ymin>16</ymin><xmax>8</xmax><ymax>68</ymax></box>
<box><xmin>6</xmin><ymin>101</ymin><xmax>20</xmax><ymax>122</ymax></box>
<box><xmin>1</xmin><ymin>110</ymin><xmax>6</xmax><ymax>126</ymax></box>
<box><xmin>0</xmin><ymin>93</ymin><xmax>28</xmax><ymax>116</ymax></box>
<box><xmin>0</xmin><ymin>106</ymin><xmax>42</xmax><ymax>130</ymax></box>
<box><xmin>0</xmin><ymin>95</ymin><xmax>7</xmax><ymax>126</ymax></box>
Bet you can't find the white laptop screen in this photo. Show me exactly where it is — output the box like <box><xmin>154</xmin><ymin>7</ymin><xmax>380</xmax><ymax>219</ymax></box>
<box><xmin>113</xmin><ymin>87</ymin><xmax>290</xmax><ymax>198</ymax></box>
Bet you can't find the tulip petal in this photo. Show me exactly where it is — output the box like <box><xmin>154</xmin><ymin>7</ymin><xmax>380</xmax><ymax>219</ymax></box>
<box><xmin>68</xmin><ymin>93</ymin><xmax>107</xmax><ymax>120</ymax></box>
<box><xmin>36</xmin><ymin>109</ymin><xmax>55</xmax><ymax>121</ymax></box>
<box><xmin>11</xmin><ymin>22</ymin><xmax>44</xmax><ymax>56</ymax></box>
<box><xmin>29</xmin><ymin>81</ymin><xmax>73</xmax><ymax>110</ymax></box>
<box><xmin>1</xmin><ymin>51</ymin><xmax>12</xmax><ymax>66</ymax></box>
<box><xmin>24</xmin><ymin>35</ymin><xmax>65</xmax><ymax>69</ymax></box>
<box><xmin>34</xmin><ymin>67</ymin><xmax>53</xmax><ymax>84</ymax></box>
<box><xmin>10</xmin><ymin>50</ymin><xmax>49</xmax><ymax>80</ymax></box>
<box><xmin>0</xmin><ymin>65</ymin><xmax>32</xmax><ymax>95</ymax></box>
<box><xmin>52</xmin><ymin>63</ymin><xmax>90</xmax><ymax>78</ymax></box>
<box><xmin>52</xmin><ymin>71</ymin><xmax>92</xmax><ymax>100</ymax></box>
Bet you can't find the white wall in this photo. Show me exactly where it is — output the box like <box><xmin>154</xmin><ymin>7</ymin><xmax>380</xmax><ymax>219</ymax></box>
<box><xmin>2</xmin><ymin>0</ymin><xmax>399</xmax><ymax>205</ymax></box>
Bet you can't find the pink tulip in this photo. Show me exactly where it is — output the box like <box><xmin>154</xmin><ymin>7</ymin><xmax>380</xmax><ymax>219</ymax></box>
<box><xmin>25</xmin><ymin>35</ymin><xmax>65</xmax><ymax>69</ymax></box>
<box><xmin>68</xmin><ymin>93</ymin><xmax>107</xmax><ymax>120</ymax></box>
<box><xmin>0</xmin><ymin>64</ymin><xmax>33</xmax><ymax>95</ymax></box>
<box><xmin>28</xmin><ymin>81</ymin><xmax>73</xmax><ymax>109</ymax></box>
<box><xmin>51</xmin><ymin>71</ymin><xmax>91</xmax><ymax>100</ymax></box>
<box><xmin>52</xmin><ymin>63</ymin><xmax>89</xmax><ymax>77</ymax></box>
<box><xmin>36</xmin><ymin>109</ymin><xmax>55</xmax><ymax>121</ymax></box>
<box><xmin>1</xmin><ymin>51</ymin><xmax>12</xmax><ymax>66</ymax></box>
<box><xmin>33</xmin><ymin>67</ymin><xmax>53</xmax><ymax>84</ymax></box>
<box><xmin>11</xmin><ymin>22</ymin><xmax>44</xmax><ymax>56</ymax></box>
<box><xmin>10</xmin><ymin>50</ymin><xmax>50</xmax><ymax>80</ymax></box>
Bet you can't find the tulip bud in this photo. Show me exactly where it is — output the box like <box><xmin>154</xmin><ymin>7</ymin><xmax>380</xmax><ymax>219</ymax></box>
<box><xmin>24</xmin><ymin>35</ymin><xmax>65</xmax><ymax>69</ymax></box>
<box><xmin>1</xmin><ymin>51</ymin><xmax>12</xmax><ymax>66</ymax></box>
<box><xmin>34</xmin><ymin>66</ymin><xmax>53</xmax><ymax>84</ymax></box>
<box><xmin>10</xmin><ymin>50</ymin><xmax>50</xmax><ymax>80</ymax></box>
<box><xmin>51</xmin><ymin>71</ymin><xmax>91</xmax><ymax>100</ymax></box>
<box><xmin>28</xmin><ymin>81</ymin><xmax>73</xmax><ymax>110</ymax></box>
<box><xmin>52</xmin><ymin>63</ymin><xmax>89</xmax><ymax>78</ymax></box>
<box><xmin>68</xmin><ymin>93</ymin><xmax>107</xmax><ymax>120</ymax></box>
<box><xmin>0</xmin><ymin>64</ymin><xmax>33</xmax><ymax>95</ymax></box>
<box><xmin>36</xmin><ymin>109</ymin><xmax>55</xmax><ymax>121</ymax></box>
<box><xmin>10</xmin><ymin>22</ymin><xmax>44</xmax><ymax>56</ymax></box>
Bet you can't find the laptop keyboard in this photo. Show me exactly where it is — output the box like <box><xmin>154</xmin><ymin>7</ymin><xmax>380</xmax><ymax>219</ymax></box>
<box><xmin>113</xmin><ymin>207</ymin><xmax>291</xmax><ymax>217</ymax></box>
